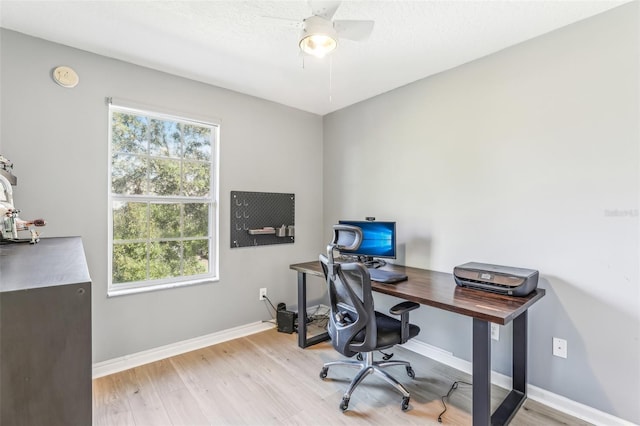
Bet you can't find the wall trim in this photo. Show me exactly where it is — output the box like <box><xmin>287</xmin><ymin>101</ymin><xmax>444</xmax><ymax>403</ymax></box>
<box><xmin>92</xmin><ymin>321</ymin><xmax>274</xmax><ymax>379</ymax></box>
<box><xmin>402</xmin><ymin>339</ymin><xmax>635</xmax><ymax>426</ymax></box>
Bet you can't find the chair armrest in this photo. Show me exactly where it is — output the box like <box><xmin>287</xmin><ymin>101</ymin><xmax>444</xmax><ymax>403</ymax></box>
<box><xmin>389</xmin><ymin>301</ymin><xmax>419</xmax><ymax>316</ymax></box>
<box><xmin>389</xmin><ymin>301</ymin><xmax>419</xmax><ymax>343</ymax></box>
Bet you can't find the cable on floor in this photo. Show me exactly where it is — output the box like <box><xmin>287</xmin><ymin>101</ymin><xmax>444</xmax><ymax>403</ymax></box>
<box><xmin>307</xmin><ymin>304</ymin><xmax>330</xmax><ymax>328</ymax></box>
<box><xmin>437</xmin><ymin>380</ymin><xmax>472</xmax><ymax>423</ymax></box>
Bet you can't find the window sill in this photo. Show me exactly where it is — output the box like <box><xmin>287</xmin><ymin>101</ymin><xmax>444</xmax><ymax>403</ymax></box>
<box><xmin>107</xmin><ymin>276</ymin><xmax>219</xmax><ymax>298</ymax></box>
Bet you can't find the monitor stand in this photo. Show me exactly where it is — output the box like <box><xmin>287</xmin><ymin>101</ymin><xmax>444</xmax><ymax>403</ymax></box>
<box><xmin>359</xmin><ymin>256</ymin><xmax>386</xmax><ymax>268</ymax></box>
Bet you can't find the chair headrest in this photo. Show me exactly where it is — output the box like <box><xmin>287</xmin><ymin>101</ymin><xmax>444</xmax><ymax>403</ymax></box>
<box><xmin>332</xmin><ymin>224</ymin><xmax>363</xmax><ymax>251</ymax></box>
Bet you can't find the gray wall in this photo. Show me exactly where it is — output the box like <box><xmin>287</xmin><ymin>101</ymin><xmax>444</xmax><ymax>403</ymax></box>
<box><xmin>323</xmin><ymin>3</ymin><xmax>638</xmax><ymax>423</ymax></box>
<box><xmin>0</xmin><ymin>30</ymin><xmax>324</xmax><ymax>363</ymax></box>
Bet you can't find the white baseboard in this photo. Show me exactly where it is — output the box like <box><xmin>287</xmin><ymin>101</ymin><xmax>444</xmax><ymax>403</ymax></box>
<box><xmin>402</xmin><ymin>339</ymin><xmax>635</xmax><ymax>426</ymax></box>
<box><xmin>92</xmin><ymin>307</ymin><xmax>328</xmax><ymax>379</ymax></box>
<box><xmin>92</xmin><ymin>321</ymin><xmax>274</xmax><ymax>379</ymax></box>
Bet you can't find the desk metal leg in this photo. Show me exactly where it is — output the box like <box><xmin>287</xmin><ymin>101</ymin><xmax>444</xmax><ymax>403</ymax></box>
<box><xmin>473</xmin><ymin>313</ymin><xmax>529</xmax><ymax>426</ymax></box>
<box><xmin>513</xmin><ymin>310</ymin><xmax>527</xmax><ymax>394</ymax></box>
<box><xmin>472</xmin><ymin>319</ymin><xmax>491</xmax><ymax>426</ymax></box>
<box><xmin>297</xmin><ymin>271</ymin><xmax>307</xmax><ymax>348</ymax></box>
<box><xmin>296</xmin><ymin>270</ymin><xmax>330</xmax><ymax>348</ymax></box>
<box><xmin>491</xmin><ymin>311</ymin><xmax>528</xmax><ymax>425</ymax></box>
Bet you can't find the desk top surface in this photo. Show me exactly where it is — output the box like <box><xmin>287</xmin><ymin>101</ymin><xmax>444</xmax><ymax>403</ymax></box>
<box><xmin>290</xmin><ymin>260</ymin><xmax>545</xmax><ymax>325</ymax></box>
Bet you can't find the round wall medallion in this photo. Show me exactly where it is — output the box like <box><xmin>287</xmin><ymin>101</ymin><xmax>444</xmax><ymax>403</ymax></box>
<box><xmin>52</xmin><ymin>66</ymin><xmax>79</xmax><ymax>88</ymax></box>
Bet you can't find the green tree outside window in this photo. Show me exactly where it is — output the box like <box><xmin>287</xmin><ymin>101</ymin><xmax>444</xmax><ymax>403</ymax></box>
<box><xmin>110</xmin><ymin>108</ymin><xmax>217</xmax><ymax>291</ymax></box>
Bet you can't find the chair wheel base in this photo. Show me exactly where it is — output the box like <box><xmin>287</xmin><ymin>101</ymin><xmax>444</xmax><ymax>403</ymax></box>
<box><xmin>406</xmin><ymin>366</ymin><xmax>415</xmax><ymax>378</ymax></box>
<box><xmin>319</xmin><ymin>367</ymin><xmax>328</xmax><ymax>379</ymax></box>
<box><xmin>340</xmin><ymin>397</ymin><xmax>350</xmax><ymax>411</ymax></box>
<box><xmin>401</xmin><ymin>396</ymin><xmax>410</xmax><ymax>411</ymax></box>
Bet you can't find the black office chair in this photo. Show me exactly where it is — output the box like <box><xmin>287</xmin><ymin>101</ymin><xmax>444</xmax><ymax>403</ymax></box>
<box><xmin>318</xmin><ymin>224</ymin><xmax>420</xmax><ymax>412</ymax></box>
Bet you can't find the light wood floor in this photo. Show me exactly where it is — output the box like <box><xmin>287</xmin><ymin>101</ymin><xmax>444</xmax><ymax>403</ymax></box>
<box><xmin>93</xmin><ymin>328</ymin><xmax>591</xmax><ymax>426</ymax></box>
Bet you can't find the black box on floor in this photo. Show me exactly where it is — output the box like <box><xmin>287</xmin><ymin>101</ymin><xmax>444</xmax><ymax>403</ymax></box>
<box><xmin>277</xmin><ymin>309</ymin><xmax>297</xmax><ymax>334</ymax></box>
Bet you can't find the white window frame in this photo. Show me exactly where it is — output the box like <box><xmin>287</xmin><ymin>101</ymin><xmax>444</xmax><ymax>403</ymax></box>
<box><xmin>107</xmin><ymin>101</ymin><xmax>220</xmax><ymax>297</ymax></box>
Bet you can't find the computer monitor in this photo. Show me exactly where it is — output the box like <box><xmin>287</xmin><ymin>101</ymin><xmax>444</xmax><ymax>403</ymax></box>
<box><xmin>337</xmin><ymin>220</ymin><xmax>396</xmax><ymax>265</ymax></box>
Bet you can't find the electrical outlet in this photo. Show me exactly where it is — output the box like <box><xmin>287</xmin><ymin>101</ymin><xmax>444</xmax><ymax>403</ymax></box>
<box><xmin>553</xmin><ymin>337</ymin><xmax>567</xmax><ymax>358</ymax></box>
<box><xmin>259</xmin><ymin>288</ymin><xmax>267</xmax><ymax>301</ymax></box>
<box><xmin>491</xmin><ymin>323</ymin><xmax>499</xmax><ymax>341</ymax></box>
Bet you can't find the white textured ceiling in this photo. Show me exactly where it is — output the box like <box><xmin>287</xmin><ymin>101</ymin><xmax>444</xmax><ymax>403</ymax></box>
<box><xmin>0</xmin><ymin>0</ymin><xmax>628</xmax><ymax>115</ymax></box>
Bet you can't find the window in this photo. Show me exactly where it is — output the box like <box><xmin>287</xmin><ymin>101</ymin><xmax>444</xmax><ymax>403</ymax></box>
<box><xmin>108</xmin><ymin>102</ymin><xmax>219</xmax><ymax>296</ymax></box>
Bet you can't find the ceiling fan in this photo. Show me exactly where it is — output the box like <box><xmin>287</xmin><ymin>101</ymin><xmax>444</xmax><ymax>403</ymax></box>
<box><xmin>295</xmin><ymin>1</ymin><xmax>375</xmax><ymax>58</ymax></box>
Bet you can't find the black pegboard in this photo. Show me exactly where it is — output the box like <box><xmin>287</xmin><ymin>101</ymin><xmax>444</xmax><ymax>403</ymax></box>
<box><xmin>230</xmin><ymin>191</ymin><xmax>295</xmax><ymax>248</ymax></box>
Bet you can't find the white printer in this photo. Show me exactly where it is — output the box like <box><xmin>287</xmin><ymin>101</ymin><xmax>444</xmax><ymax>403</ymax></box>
<box><xmin>453</xmin><ymin>262</ymin><xmax>539</xmax><ymax>297</ymax></box>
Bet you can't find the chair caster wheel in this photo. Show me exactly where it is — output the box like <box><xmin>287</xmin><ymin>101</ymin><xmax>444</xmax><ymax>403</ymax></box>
<box><xmin>319</xmin><ymin>367</ymin><xmax>328</xmax><ymax>379</ymax></box>
<box><xmin>406</xmin><ymin>366</ymin><xmax>415</xmax><ymax>378</ymax></box>
<box><xmin>340</xmin><ymin>397</ymin><xmax>349</xmax><ymax>411</ymax></box>
<box><xmin>401</xmin><ymin>396</ymin><xmax>410</xmax><ymax>411</ymax></box>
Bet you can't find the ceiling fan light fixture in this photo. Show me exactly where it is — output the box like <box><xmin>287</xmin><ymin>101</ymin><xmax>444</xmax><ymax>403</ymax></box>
<box><xmin>299</xmin><ymin>15</ymin><xmax>337</xmax><ymax>58</ymax></box>
<box><xmin>299</xmin><ymin>33</ymin><xmax>337</xmax><ymax>58</ymax></box>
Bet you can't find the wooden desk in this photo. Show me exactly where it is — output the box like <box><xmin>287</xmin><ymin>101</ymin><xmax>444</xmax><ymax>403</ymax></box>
<box><xmin>290</xmin><ymin>260</ymin><xmax>545</xmax><ymax>426</ymax></box>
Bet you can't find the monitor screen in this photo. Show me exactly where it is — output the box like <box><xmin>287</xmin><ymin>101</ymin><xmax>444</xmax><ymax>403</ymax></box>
<box><xmin>337</xmin><ymin>220</ymin><xmax>396</xmax><ymax>260</ymax></box>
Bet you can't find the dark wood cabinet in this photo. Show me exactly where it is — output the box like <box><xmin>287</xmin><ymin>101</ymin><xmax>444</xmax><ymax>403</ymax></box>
<box><xmin>1</xmin><ymin>237</ymin><xmax>92</xmax><ymax>426</ymax></box>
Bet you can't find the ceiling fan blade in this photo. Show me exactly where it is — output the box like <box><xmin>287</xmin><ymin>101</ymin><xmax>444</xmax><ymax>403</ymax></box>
<box><xmin>334</xmin><ymin>20</ymin><xmax>374</xmax><ymax>41</ymax></box>
<box><xmin>308</xmin><ymin>0</ymin><xmax>341</xmax><ymax>20</ymax></box>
